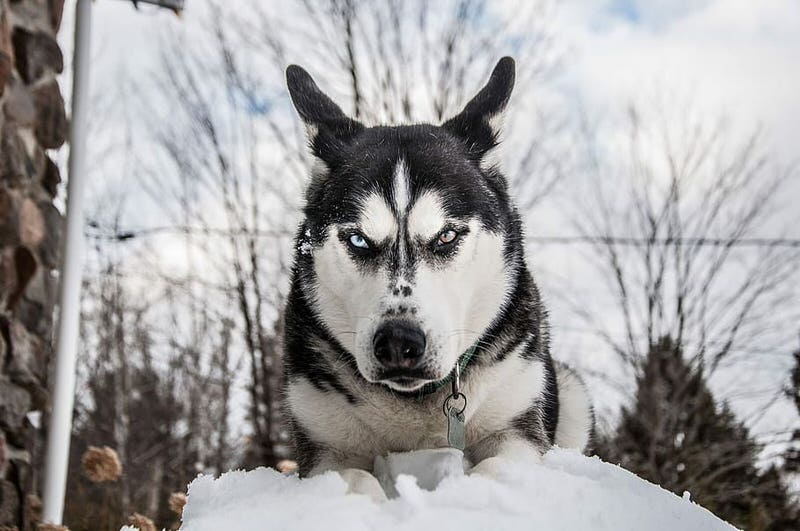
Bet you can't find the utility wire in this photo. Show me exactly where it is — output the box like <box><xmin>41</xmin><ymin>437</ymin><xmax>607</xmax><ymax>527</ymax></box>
<box><xmin>85</xmin><ymin>223</ymin><xmax>800</xmax><ymax>248</ymax></box>
<box><xmin>525</xmin><ymin>236</ymin><xmax>800</xmax><ymax>248</ymax></box>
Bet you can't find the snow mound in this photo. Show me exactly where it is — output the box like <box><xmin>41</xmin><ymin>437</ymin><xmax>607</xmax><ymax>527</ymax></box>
<box><xmin>178</xmin><ymin>449</ymin><xmax>734</xmax><ymax>531</ymax></box>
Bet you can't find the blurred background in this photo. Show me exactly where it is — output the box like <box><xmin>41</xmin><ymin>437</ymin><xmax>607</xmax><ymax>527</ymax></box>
<box><xmin>1</xmin><ymin>0</ymin><xmax>799</xmax><ymax>529</ymax></box>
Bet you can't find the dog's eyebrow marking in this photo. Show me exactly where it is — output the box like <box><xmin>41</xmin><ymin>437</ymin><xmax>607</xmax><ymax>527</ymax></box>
<box><xmin>358</xmin><ymin>193</ymin><xmax>397</xmax><ymax>243</ymax></box>
<box><xmin>407</xmin><ymin>191</ymin><xmax>446</xmax><ymax>240</ymax></box>
<box><xmin>392</xmin><ymin>158</ymin><xmax>411</xmax><ymax>215</ymax></box>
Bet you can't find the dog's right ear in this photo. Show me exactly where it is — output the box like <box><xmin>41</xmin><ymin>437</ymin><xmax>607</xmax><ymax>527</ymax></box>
<box><xmin>286</xmin><ymin>65</ymin><xmax>363</xmax><ymax>165</ymax></box>
<box><xmin>442</xmin><ymin>57</ymin><xmax>515</xmax><ymax>164</ymax></box>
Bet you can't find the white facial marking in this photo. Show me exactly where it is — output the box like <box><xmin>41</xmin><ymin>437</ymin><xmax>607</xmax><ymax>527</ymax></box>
<box><xmin>407</xmin><ymin>191</ymin><xmax>447</xmax><ymax>241</ymax></box>
<box><xmin>358</xmin><ymin>193</ymin><xmax>397</xmax><ymax>243</ymax></box>
<box><xmin>392</xmin><ymin>158</ymin><xmax>411</xmax><ymax>215</ymax></box>
<box><xmin>312</xmin><ymin>182</ymin><xmax>512</xmax><ymax>391</ymax></box>
<box><xmin>412</xmin><ymin>219</ymin><xmax>512</xmax><ymax>380</ymax></box>
<box><xmin>312</xmin><ymin>225</ymin><xmax>390</xmax><ymax>361</ymax></box>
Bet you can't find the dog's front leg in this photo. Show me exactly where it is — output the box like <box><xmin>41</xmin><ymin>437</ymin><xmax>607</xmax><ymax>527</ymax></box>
<box><xmin>309</xmin><ymin>453</ymin><xmax>387</xmax><ymax>503</ymax></box>
<box><xmin>468</xmin><ymin>434</ymin><xmax>543</xmax><ymax>479</ymax></box>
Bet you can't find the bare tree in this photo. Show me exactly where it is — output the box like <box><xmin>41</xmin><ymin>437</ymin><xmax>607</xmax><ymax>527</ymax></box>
<box><xmin>568</xmin><ymin>99</ymin><xmax>798</xmax><ymax>377</ymax></box>
<box><xmin>124</xmin><ymin>0</ymin><xmax>567</xmax><ymax>467</ymax></box>
<box><xmin>243</xmin><ymin>0</ymin><xmax>566</xmax><ymax>208</ymax></box>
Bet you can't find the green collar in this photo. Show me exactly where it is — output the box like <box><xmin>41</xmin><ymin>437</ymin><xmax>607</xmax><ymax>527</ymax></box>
<box><xmin>417</xmin><ymin>345</ymin><xmax>478</xmax><ymax>396</ymax></box>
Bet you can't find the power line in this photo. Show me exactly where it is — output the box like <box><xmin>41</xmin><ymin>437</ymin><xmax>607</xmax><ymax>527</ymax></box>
<box><xmin>526</xmin><ymin>236</ymin><xmax>800</xmax><ymax>248</ymax></box>
<box><xmin>85</xmin><ymin>223</ymin><xmax>292</xmax><ymax>240</ymax></box>
<box><xmin>85</xmin><ymin>224</ymin><xmax>800</xmax><ymax>248</ymax></box>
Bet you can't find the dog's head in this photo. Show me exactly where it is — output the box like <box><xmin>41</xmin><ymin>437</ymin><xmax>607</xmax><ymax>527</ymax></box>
<box><xmin>288</xmin><ymin>58</ymin><xmax>521</xmax><ymax>392</ymax></box>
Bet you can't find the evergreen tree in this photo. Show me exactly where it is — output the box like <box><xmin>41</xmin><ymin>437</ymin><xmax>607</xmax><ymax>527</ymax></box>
<box><xmin>784</xmin><ymin>342</ymin><xmax>800</xmax><ymax>474</ymax></box>
<box><xmin>599</xmin><ymin>336</ymin><xmax>798</xmax><ymax>530</ymax></box>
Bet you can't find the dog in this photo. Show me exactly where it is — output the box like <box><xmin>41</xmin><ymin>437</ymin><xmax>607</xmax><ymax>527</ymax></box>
<box><xmin>282</xmin><ymin>57</ymin><xmax>593</xmax><ymax>500</ymax></box>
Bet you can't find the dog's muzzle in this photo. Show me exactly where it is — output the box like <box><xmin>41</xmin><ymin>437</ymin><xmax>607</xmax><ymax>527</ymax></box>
<box><xmin>372</xmin><ymin>320</ymin><xmax>426</xmax><ymax>377</ymax></box>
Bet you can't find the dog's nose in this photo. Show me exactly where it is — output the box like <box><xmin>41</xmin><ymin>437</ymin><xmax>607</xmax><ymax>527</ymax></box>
<box><xmin>373</xmin><ymin>321</ymin><xmax>426</xmax><ymax>370</ymax></box>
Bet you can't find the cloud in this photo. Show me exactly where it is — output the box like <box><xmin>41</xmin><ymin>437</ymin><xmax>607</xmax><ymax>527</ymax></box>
<box><xmin>554</xmin><ymin>0</ymin><xmax>800</xmax><ymax>161</ymax></box>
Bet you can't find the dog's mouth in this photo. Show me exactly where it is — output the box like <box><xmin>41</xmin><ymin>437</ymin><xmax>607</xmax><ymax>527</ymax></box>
<box><xmin>377</xmin><ymin>368</ymin><xmax>437</xmax><ymax>392</ymax></box>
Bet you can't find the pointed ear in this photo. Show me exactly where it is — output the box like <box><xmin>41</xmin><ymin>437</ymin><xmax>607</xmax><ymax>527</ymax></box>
<box><xmin>286</xmin><ymin>64</ymin><xmax>363</xmax><ymax>164</ymax></box>
<box><xmin>442</xmin><ymin>57</ymin><xmax>515</xmax><ymax>162</ymax></box>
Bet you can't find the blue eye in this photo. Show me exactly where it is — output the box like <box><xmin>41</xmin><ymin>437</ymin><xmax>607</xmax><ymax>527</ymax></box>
<box><xmin>349</xmin><ymin>233</ymin><xmax>369</xmax><ymax>249</ymax></box>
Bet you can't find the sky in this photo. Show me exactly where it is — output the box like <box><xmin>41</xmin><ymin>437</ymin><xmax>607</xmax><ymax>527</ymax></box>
<box><xmin>554</xmin><ymin>0</ymin><xmax>800</xmax><ymax>164</ymax></box>
<box><xmin>56</xmin><ymin>0</ymin><xmax>800</xmax><ymax>460</ymax></box>
<box><xmin>61</xmin><ymin>0</ymin><xmax>800</xmax><ymax>166</ymax></box>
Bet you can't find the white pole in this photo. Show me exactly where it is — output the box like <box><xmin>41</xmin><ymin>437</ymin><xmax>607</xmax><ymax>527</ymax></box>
<box><xmin>42</xmin><ymin>0</ymin><xmax>92</xmax><ymax>524</ymax></box>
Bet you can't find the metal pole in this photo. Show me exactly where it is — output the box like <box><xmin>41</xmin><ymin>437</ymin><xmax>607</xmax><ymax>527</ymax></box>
<box><xmin>42</xmin><ymin>0</ymin><xmax>93</xmax><ymax>524</ymax></box>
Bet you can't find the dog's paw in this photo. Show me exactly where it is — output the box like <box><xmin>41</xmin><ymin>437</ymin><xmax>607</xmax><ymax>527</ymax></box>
<box><xmin>469</xmin><ymin>444</ymin><xmax>542</xmax><ymax>480</ymax></box>
<box><xmin>468</xmin><ymin>456</ymin><xmax>511</xmax><ymax>479</ymax></box>
<box><xmin>338</xmin><ymin>468</ymin><xmax>388</xmax><ymax>503</ymax></box>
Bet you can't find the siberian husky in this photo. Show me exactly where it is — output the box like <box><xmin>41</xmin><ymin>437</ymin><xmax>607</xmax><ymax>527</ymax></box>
<box><xmin>283</xmin><ymin>57</ymin><xmax>593</xmax><ymax>500</ymax></box>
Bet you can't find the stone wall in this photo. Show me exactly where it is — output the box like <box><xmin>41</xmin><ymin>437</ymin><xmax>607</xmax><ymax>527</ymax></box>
<box><xmin>0</xmin><ymin>0</ymin><xmax>66</xmax><ymax>529</ymax></box>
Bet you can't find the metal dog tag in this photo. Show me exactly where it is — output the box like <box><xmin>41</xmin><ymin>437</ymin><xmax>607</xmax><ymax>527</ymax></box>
<box><xmin>446</xmin><ymin>405</ymin><xmax>465</xmax><ymax>450</ymax></box>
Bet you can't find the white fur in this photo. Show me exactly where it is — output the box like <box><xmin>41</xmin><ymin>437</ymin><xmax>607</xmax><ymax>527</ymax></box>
<box><xmin>309</xmin><ymin>157</ymin><xmax>329</xmax><ymax>183</ymax></box>
<box><xmin>469</xmin><ymin>438</ymin><xmax>542</xmax><ymax>479</ymax></box>
<box><xmin>412</xmin><ymin>218</ymin><xmax>512</xmax><ymax>381</ymax></box>
<box><xmin>312</xmin><ymin>188</ymin><xmax>513</xmax><ymax>391</ymax></box>
<box><xmin>478</xmin><ymin>111</ymin><xmax>507</xmax><ymax>175</ymax></box>
<box><xmin>305</xmin><ymin>123</ymin><xmax>319</xmax><ymax>144</ymax></box>
<box><xmin>463</xmin><ymin>352</ymin><xmax>544</xmax><ymax>444</ymax></box>
<box><xmin>311</xmin><ymin>224</ymin><xmax>391</xmax><ymax>373</ymax></box>
<box><xmin>553</xmin><ymin>366</ymin><xmax>593</xmax><ymax>450</ymax></box>
<box><xmin>357</xmin><ymin>193</ymin><xmax>397</xmax><ymax>243</ymax></box>
<box><xmin>487</xmin><ymin>110</ymin><xmax>506</xmax><ymax>140</ymax></box>
<box><xmin>287</xmin><ymin>346</ymin><xmax>546</xmax><ymax>466</ymax></box>
<box><xmin>392</xmin><ymin>159</ymin><xmax>411</xmax><ymax>215</ymax></box>
<box><xmin>406</xmin><ymin>191</ymin><xmax>447</xmax><ymax>240</ymax></box>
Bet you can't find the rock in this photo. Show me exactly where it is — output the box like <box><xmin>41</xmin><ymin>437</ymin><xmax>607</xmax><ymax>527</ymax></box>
<box><xmin>0</xmin><ymin>126</ymin><xmax>28</xmax><ymax>185</ymax></box>
<box><xmin>24</xmin><ymin>493</ymin><xmax>42</xmax><ymax>527</ymax></box>
<box><xmin>6</xmin><ymin>319</ymin><xmax>46</xmax><ymax>390</ymax></box>
<box><xmin>40</xmin><ymin>156</ymin><xmax>59</xmax><ymax>197</ymax></box>
<box><xmin>10</xmin><ymin>245</ymin><xmax>37</xmax><ymax>309</ymax></box>
<box><xmin>18</xmin><ymin>199</ymin><xmax>44</xmax><ymax>247</ymax></box>
<box><xmin>0</xmin><ymin>323</ymin><xmax>6</xmax><ymax>367</ymax></box>
<box><xmin>0</xmin><ymin>434</ymin><xmax>6</xmax><ymax>476</ymax></box>
<box><xmin>37</xmin><ymin>202</ymin><xmax>60</xmax><ymax>268</ymax></box>
<box><xmin>0</xmin><ymin>478</ymin><xmax>20</xmax><ymax>527</ymax></box>
<box><xmin>31</xmin><ymin>80</ymin><xmax>66</xmax><ymax>149</ymax></box>
<box><xmin>0</xmin><ymin>378</ymin><xmax>31</xmax><ymax>437</ymax></box>
<box><xmin>3</xmin><ymin>79</ymin><xmax>37</xmax><ymax>126</ymax></box>
<box><xmin>0</xmin><ymin>10</ymin><xmax>11</xmax><ymax>96</ymax></box>
<box><xmin>0</xmin><ymin>52</ymin><xmax>10</xmax><ymax>96</ymax></box>
<box><xmin>0</xmin><ymin>2</ymin><xmax>65</xmax><ymax>529</ymax></box>
<box><xmin>0</xmin><ymin>188</ymin><xmax>18</xmax><ymax>246</ymax></box>
<box><xmin>8</xmin><ymin>0</ymin><xmax>59</xmax><ymax>35</ymax></box>
<box><xmin>14</xmin><ymin>258</ymin><xmax>50</xmax><ymax>338</ymax></box>
<box><xmin>49</xmin><ymin>0</ymin><xmax>66</xmax><ymax>32</ymax></box>
<box><xmin>11</xmin><ymin>27</ymin><xmax>63</xmax><ymax>83</ymax></box>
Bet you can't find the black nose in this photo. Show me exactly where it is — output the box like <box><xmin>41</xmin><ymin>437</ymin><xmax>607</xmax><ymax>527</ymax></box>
<box><xmin>373</xmin><ymin>321</ymin><xmax>426</xmax><ymax>370</ymax></box>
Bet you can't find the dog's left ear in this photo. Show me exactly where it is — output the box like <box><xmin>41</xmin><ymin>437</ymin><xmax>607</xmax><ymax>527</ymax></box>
<box><xmin>442</xmin><ymin>57</ymin><xmax>515</xmax><ymax>162</ymax></box>
<box><xmin>286</xmin><ymin>64</ymin><xmax>363</xmax><ymax>165</ymax></box>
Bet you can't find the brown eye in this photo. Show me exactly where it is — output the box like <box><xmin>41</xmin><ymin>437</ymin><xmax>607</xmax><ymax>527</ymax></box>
<box><xmin>437</xmin><ymin>229</ymin><xmax>458</xmax><ymax>246</ymax></box>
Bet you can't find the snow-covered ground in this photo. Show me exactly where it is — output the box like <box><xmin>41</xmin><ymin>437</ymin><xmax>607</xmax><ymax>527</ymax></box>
<box><xmin>173</xmin><ymin>449</ymin><xmax>734</xmax><ymax>531</ymax></box>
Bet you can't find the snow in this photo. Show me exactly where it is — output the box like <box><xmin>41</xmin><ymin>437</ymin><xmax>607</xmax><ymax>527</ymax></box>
<box><xmin>374</xmin><ymin>448</ymin><xmax>467</xmax><ymax>498</ymax></box>
<box><xmin>171</xmin><ymin>448</ymin><xmax>734</xmax><ymax>531</ymax></box>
